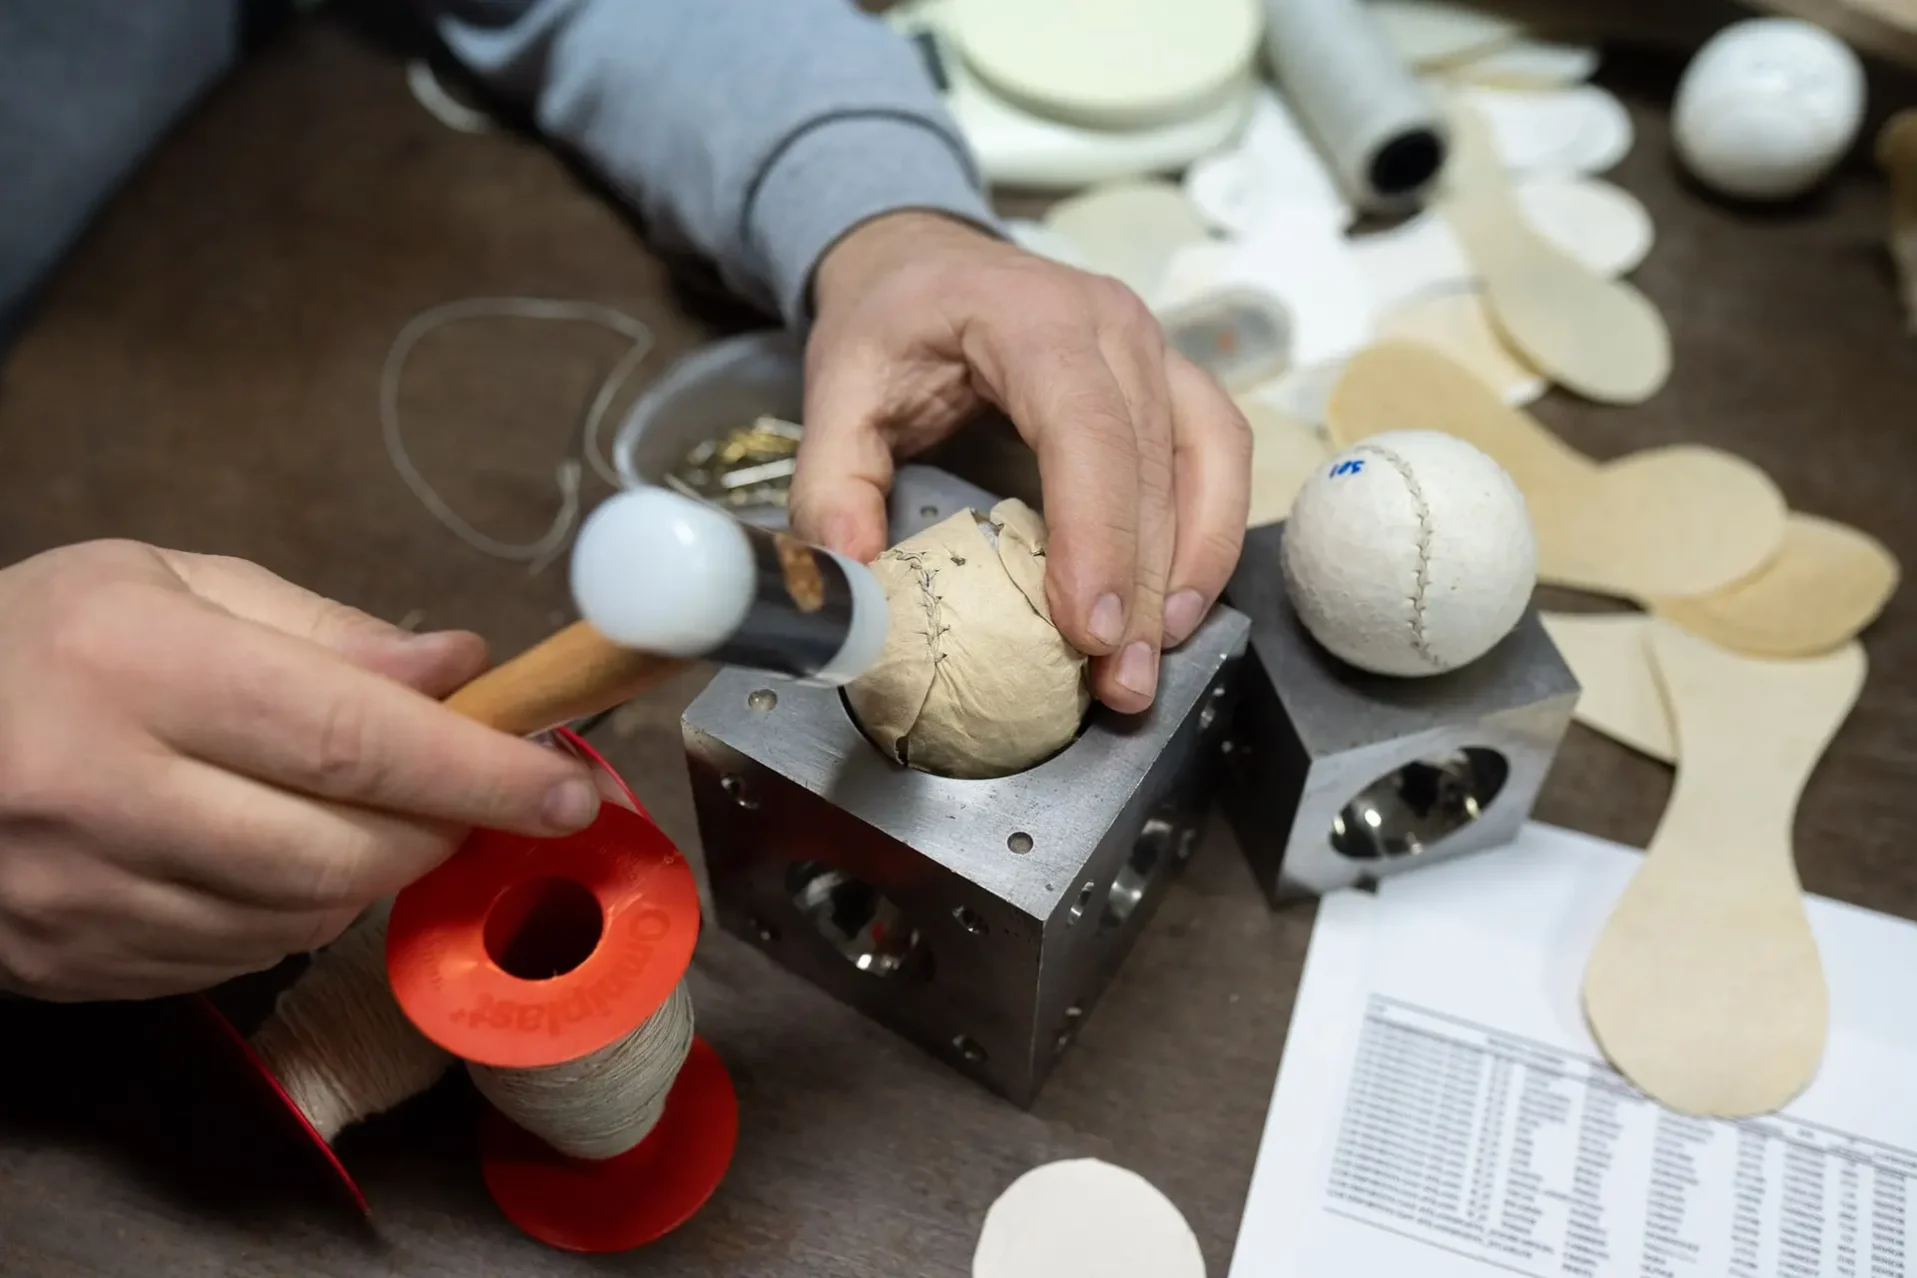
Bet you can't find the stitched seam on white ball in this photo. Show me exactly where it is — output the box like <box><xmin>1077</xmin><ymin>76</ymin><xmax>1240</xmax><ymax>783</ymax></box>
<box><xmin>1350</xmin><ymin>442</ymin><xmax>1441</xmax><ymax>669</ymax></box>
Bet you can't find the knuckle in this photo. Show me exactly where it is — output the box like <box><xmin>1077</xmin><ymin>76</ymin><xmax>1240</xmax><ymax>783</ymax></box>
<box><xmin>41</xmin><ymin>577</ymin><xmax>149</xmax><ymax>683</ymax></box>
<box><xmin>1198</xmin><ymin>523</ymin><xmax>1248</xmax><ymax>576</ymax></box>
<box><xmin>0</xmin><ymin>736</ymin><xmax>77</xmax><ymax>826</ymax></box>
<box><xmin>293</xmin><ymin>906</ymin><xmax>360</xmax><ymax>955</ymax></box>
<box><xmin>299</xmin><ymin>691</ymin><xmax>380</xmax><ymax>796</ymax></box>
<box><xmin>0</xmin><ymin>935</ymin><xmax>66</xmax><ymax>1000</ymax></box>
<box><xmin>1137</xmin><ymin>441</ymin><xmax>1178</xmax><ymax>500</ymax></box>
<box><xmin>1005</xmin><ymin>268</ymin><xmax>1088</xmax><ymax>327</ymax></box>
<box><xmin>297</xmin><ymin>817</ymin><xmax>447</xmax><ymax>911</ymax></box>
<box><xmin>1094</xmin><ymin>275</ymin><xmax>1158</xmax><ymax>331</ymax></box>
<box><xmin>297</xmin><ymin>843</ymin><xmax>377</xmax><ymax>911</ymax></box>
<box><xmin>1052</xmin><ymin>378</ymin><xmax>1139</xmax><ymax>447</ymax></box>
<box><xmin>1133</xmin><ymin>400</ymin><xmax>1176</xmax><ymax>450</ymax></box>
<box><xmin>1218</xmin><ymin>401</ymin><xmax>1255</xmax><ymax>455</ymax></box>
<box><xmin>175</xmin><ymin>549</ymin><xmax>250</xmax><ymax>582</ymax></box>
<box><xmin>0</xmin><ymin>853</ymin><xmax>82</xmax><ymax>936</ymax></box>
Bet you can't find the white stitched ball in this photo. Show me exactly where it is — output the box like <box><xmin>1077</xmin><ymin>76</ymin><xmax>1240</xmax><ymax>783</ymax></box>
<box><xmin>1281</xmin><ymin>430</ymin><xmax>1536</xmax><ymax>677</ymax></box>
<box><xmin>1673</xmin><ymin>19</ymin><xmax>1866</xmax><ymax>202</ymax></box>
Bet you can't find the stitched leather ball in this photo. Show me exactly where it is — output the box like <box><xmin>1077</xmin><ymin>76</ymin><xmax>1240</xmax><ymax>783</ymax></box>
<box><xmin>845</xmin><ymin>500</ymin><xmax>1090</xmax><ymax>779</ymax></box>
<box><xmin>1280</xmin><ymin>430</ymin><xmax>1535</xmax><ymax>677</ymax></box>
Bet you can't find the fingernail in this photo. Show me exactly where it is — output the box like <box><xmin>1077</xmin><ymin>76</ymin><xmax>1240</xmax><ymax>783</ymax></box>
<box><xmin>1116</xmin><ymin>640</ymin><xmax>1158</xmax><ymax>700</ymax></box>
<box><xmin>1163</xmin><ymin>590</ymin><xmax>1207</xmax><ymax>647</ymax></box>
<box><xmin>1089</xmin><ymin>594</ymin><xmax>1126</xmax><ymax>649</ymax></box>
<box><xmin>542</xmin><ymin>777</ymin><xmax>601</xmax><ymax>833</ymax></box>
<box><xmin>402</xmin><ymin>628</ymin><xmax>474</xmax><ymax>654</ymax></box>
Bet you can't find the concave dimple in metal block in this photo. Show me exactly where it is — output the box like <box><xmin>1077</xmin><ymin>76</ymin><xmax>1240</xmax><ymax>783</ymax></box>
<box><xmin>1219</xmin><ymin>520</ymin><xmax>1580</xmax><ymax>903</ymax></box>
<box><xmin>682</xmin><ymin>466</ymin><xmax>1250</xmax><ymax>1105</ymax></box>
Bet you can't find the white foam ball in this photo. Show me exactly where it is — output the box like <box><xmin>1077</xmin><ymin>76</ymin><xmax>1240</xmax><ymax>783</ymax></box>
<box><xmin>1673</xmin><ymin>19</ymin><xmax>1866</xmax><ymax>202</ymax></box>
<box><xmin>1281</xmin><ymin>430</ymin><xmax>1536</xmax><ymax>677</ymax></box>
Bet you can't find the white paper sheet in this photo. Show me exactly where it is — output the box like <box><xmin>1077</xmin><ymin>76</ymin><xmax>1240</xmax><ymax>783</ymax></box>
<box><xmin>1230</xmin><ymin>823</ymin><xmax>1917</xmax><ymax>1278</ymax></box>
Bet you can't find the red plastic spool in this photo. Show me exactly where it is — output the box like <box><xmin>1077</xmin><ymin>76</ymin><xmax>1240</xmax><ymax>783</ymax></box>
<box><xmin>188</xmin><ymin>991</ymin><xmax>370</xmax><ymax>1216</ymax></box>
<box><xmin>387</xmin><ymin>728</ymin><xmax>738</xmax><ymax>1252</ymax></box>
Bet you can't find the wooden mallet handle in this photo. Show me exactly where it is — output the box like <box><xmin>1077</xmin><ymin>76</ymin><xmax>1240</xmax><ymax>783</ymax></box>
<box><xmin>443</xmin><ymin>620</ymin><xmax>691</xmax><ymax>738</ymax></box>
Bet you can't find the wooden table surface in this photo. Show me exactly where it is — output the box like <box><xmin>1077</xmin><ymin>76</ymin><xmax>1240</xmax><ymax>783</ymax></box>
<box><xmin>1</xmin><ymin>14</ymin><xmax>1915</xmax><ymax>1278</ymax></box>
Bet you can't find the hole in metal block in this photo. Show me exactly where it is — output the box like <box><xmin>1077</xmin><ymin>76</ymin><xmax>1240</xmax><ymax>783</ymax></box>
<box><xmin>484</xmin><ymin>877</ymin><xmax>603</xmax><ymax>981</ymax></box>
<box><xmin>1330</xmin><ymin>747</ymin><xmax>1510</xmax><ymax>861</ymax></box>
<box><xmin>786</xmin><ymin>861</ymin><xmax>925</xmax><ymax>978</ymax></box>
<box><xmin>953</xmin><ymin>906</ymin><xmax>987</xmax><ymax>936</ymax></box>
<box><xmin>919</xmin><ymin>504</ymin><xmax>939</xmax><ymax>519</ymax></box>
<box><xmin>1054</xmin><ymin>1001</ymin><xmax>1087</xmax><ymax>1055</ymax></box>
<box><xmin>720</xmin><ymin>773</ymin><xmax>757</xmax><ymax>809</ymax></box>
<box><xmin>1067</xmin><ymin>881</ymin><xmax>1095</xmax><ymax>926</ymax></box>
<box><xmin>1007</xmin><ymin>831</ymin><xmax>1034</xmax><ymax>855</ymax></box>
<box><xmin>1101</xmin><ymin>816</ymin><xmax>1174</xmax><ymax>931</ymax></box>
<box><xmin>747</xmin><ymin>688</ymin><xmax>778</xmax><ymax>711</ymax></box>
<box><xmin>953</xmin><ymin>1035</ymin><xmax>987</xmax><ymax>1064</ymax></box>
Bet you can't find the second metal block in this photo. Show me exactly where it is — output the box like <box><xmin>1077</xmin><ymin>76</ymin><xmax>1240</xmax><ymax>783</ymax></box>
<box><xmin>1219</xmin><ymin>520</ymin><xmax>1580</xmax><ymax>903</ymax></box>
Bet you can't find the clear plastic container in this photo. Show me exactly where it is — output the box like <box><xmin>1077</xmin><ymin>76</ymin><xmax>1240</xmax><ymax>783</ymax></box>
<box><xmin>610</xmin><ymin>329</ymin><xmax>804</xmax><ymax>528</ymax></box>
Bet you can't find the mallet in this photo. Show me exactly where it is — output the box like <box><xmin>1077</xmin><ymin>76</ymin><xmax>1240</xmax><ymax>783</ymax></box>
<box><xmin>445</xmin><ymin>485</ymin><xmax>891</xmax><ymax>736</ymax></box>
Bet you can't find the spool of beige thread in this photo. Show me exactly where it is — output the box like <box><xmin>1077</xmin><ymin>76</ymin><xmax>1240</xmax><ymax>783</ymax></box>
<box><xmin>386</xmin><ymin>724</ymin><xmax>735</xmax><ymax>1254</ymax></box>
<box><xmin>376</xmin><ymin>596</ymin><xmax>754</xmax><ymax>1250</ymax></box>
<box><xmin>248</xmin><ymin>897</ymin><xmax>700</xmax><ymax>1168</ymax></box>
<box><xmin>248</xmin><ymin>900</ymin><xmax>454</xmax><ymax>1144</ymax></box>
<box><xmin>194</xmin><ymin>897</ymin><xmax>457</xmax><ymax>1214</ymax></box>
<box><xmin>464</xmin><ymin>982</ymin><xmax>695</xmax><ymax>1161</ymax></box>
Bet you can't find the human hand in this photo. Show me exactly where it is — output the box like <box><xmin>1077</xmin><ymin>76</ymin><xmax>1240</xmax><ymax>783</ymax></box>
<box><xmin>0</xmin><ymin>541</ymin><xmax>602</xmax><ymax>1001</ymax></box>
<box><xmin>790</xmin><ymin>211</ymin><xmax>1251</xmax><ymax>714</ymax></box>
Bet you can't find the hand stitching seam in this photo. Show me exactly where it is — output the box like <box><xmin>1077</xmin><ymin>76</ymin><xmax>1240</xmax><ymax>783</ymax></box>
<box><xmin>1352</xmin><ymin>443</ymin><xmax>1441</xmax><ymax>670</ymax></box>
<box><xmin>889</xmin><ymin>549</ymin><xmax>946</xmax><ymax>665</ymax></box>
<box><xmin>876</xmin><ymin>547</ymin><xmax>950</xmax><ymax>769</ymax></box>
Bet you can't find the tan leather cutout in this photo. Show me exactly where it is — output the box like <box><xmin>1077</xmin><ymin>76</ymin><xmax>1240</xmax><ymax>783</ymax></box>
<box><xmin>1438</xmin><ymin>95</ymin><xmax>1671</xmax><ymax>404</ymax></box>
<box><xmin>1243</xmin><ymin>400</ymin><xmax>1332</xmax><ymax>527</ymax></box>
<box><xmin>1539</xmin><ymin>611</ymin><xmax>1675</xmax><ymax>763</ymax></box>
<box><xmin>1583</xmin><ymin>623</ymin><xmax>1865</xmax><ymax>1118</ymax></box>
<box><xmin>1651</xmin><ymin>513</ymin><xmax>1900</xmax><ymax>658</ymax></box>
<box><xmin>1375</xmin><ymin>289</ymin><xmax>1547</xmax><ymax>405</ymax></box>
<box><xmin>1327</xmin><ymin>341</ymin><xmax>1787</xmax><ymax>602</ymax></box>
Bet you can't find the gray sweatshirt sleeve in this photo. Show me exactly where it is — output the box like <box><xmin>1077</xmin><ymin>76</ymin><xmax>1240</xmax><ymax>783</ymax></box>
<box><xmin>419</xmin><ymin>0</ymin><xmax>1003</xmax><ymax>329</ymax></box>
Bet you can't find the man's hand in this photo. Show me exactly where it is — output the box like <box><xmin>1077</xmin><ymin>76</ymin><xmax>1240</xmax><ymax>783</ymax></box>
<box><xmin>790</xmin><ymin>211</ymin><xmax>1251</xmax><ymax>714</ymax></box>
<box><xmin>0</xmin><ymin>541</ymin><xmax>603</xmax><ymax>1001</ymax></box>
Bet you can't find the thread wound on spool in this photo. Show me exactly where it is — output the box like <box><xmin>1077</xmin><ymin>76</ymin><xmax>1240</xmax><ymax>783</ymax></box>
<box><xmin>468</xmin><ymin>981</ymin><xmax>695</xmax><ymax>1160</ymax></box>
<box><xmin>387</xmin><ymin>738</ymin><xmax>736</xmax><ymax>1253</ymax></box>
<box><xmin>250</xmin><ymin>900</ymin><xmax>455</xmax><ymax>1143</ymax></box>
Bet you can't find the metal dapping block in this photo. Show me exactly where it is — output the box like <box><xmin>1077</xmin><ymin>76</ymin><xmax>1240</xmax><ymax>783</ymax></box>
<box><xmin>682</xmin><ymin>465</ymin><xmax>1251</xmax><ymax>1105</ymax></box>
<box><xmin>1219</xmin><ymin>521</ymin><xmax>1579</xmax><ymax>903</ymax></box>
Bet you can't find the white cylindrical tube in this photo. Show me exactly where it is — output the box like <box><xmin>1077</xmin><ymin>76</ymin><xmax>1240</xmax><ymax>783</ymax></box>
<box><xmin>1262</xmin><ymin>0</ymin><xmax>1449</xmax><ymax>214</ymax></box>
